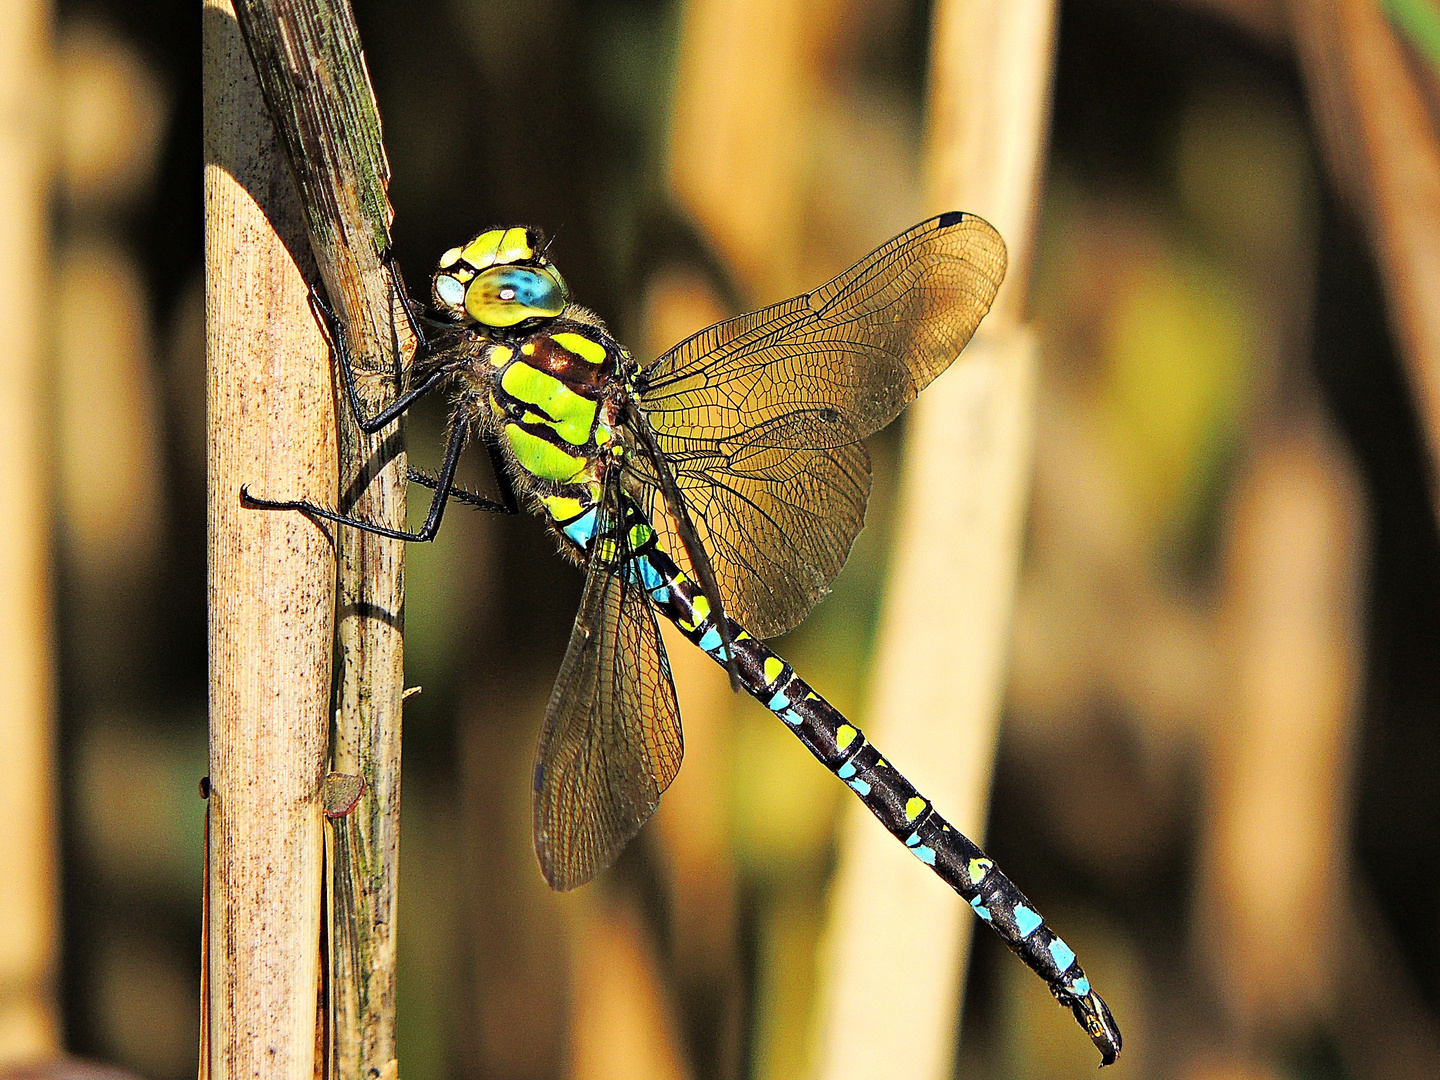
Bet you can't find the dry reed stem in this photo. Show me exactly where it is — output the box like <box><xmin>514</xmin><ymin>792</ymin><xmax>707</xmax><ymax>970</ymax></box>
<box><xmin>1291</xmin><ymin>0</ymin><xmax>1440</xmax><ymax>525</ymax></box>
<box><xmin>203</xmin><ymin>4</ymin><xmax>337</xmax><ymax>1077</ymax></box>
<box><xmin>667</xmin><ymin>0</ymin><xmax>819</xmax><ymax>299</ymax></box>
<box><xmin>813</xmin><ymin>3</ymin><xmax>1058</xmax><ymax>1078</ymax></box>
<box><xmin>1203</xmin><ymin>416</ymin><xmax>1363</xmax><ymax>1030</ymax></box>
<box><xmin>566</xmin><ymin>893</ymin><xmax>692</xmax><ymax>1080</ymax></box>
<box><xmin>0</xmin><ymin>0</ymin><xmax>59</xmax><ymax>1062</ymax></box>
<box><xmin>225</xmin><ymin>4</ymin><xmax>409</xmax><ymax>1071</ymax></box>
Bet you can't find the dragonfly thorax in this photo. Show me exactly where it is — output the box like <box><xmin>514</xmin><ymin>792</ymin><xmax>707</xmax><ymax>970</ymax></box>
<box><xmin>478</xmin><ymin>323</ymin><xmax>632</xmax><ymax>511</ymax></box>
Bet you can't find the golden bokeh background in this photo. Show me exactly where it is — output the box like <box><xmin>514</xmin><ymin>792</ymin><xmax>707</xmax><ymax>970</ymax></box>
<box><xmin>2</xmin><ymin>1</ymin><xmax>1439</xmax><ymax>1079</ymax></box>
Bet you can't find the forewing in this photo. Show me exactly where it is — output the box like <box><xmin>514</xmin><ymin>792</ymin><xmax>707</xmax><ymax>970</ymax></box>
<box><xmin>532</xmin><ymin>490</ymin><xmax>684</xmax><ymax>891</ymax></box>
<box><xmin>633</xmin><ymin>212</ymin><xmax>1006</xmax><ymax>636</ymax></box>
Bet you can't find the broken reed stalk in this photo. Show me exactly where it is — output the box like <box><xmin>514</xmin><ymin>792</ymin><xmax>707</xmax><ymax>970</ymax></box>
<box><xmin>227</xmin><ymin>2</ymin><xmax>409</xmax><ymax>1076</ymax></box>
<box><xmin>0</xmin><ymin>0</ymin><xmax>60</xmax><ymax>1061</ymax></box>
<box><xmin>203</xmin><ymin>2</ymin><xmax>336</xmax><ymax>1077</ymax></box>
<box><xmin>1289</xmin><ymin>0</ymin><xmax>1440</xmax><ymax>529</ymax></box>
<box><xmin>813</xmin><ymin>2</ymin><xmax>1059</xmax><ymax>1078</ymax></box>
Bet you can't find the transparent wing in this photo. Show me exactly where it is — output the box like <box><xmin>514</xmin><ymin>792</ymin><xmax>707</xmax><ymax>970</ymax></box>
<box><xmin>532</xmin><ymin>482</ymin><xmax>683</xmax><ymax>891</ymax></box>
<box><xmin>632</xmin><ymin>212</ymin><xmax>1007</xmax><ymax>637</ymax></box>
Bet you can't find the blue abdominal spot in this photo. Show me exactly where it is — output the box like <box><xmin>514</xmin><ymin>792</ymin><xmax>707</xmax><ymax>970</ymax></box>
<box><xmin>563</xmin><ymin>509</ymin><xmax>598</xmax><ymax>547</ymax></box>
<box><xmin>635</xmin><ymin>556</ymin><xmax>665</xmax><ymax>590</ymax></box>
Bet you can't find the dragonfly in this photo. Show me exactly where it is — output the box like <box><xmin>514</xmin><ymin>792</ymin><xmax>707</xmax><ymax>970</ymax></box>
<box><xmin>245</xmin><ymin>213</ymin><xmax>1121</xmax><ymax>1065</ymax></box>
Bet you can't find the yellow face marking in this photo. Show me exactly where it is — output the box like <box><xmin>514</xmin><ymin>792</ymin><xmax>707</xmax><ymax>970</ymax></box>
<box><xmin>904</xmin><ymin>796</ymin><xmax>926</xmax><ymax>821</ymax></box>
<box><xmin>552</xmin><ymin>331</ymin><xmax>608</xmax><ymax>366</ymax></box>
<box><xmin>594</xmin><ymin>426</ymin><xmax>611</xmax><ymax>446</ymax></box>
<box><xmin>763</xmin><ymin>657</ymin><xmax>784</xmax><ymax>685</ymax></box>
<box><xmin>489</xmin><ymin>344</ymin><xmax>514</xmax><ymax>367</ymax></box>
<box><xmin>460</xmin><ymin>229</ymin><xmax>506</xmax><ymax>269</ymax></box>
<box><xmin>438</xmin><ymin>246</ymin><xmax>464</xmax><ymax>269</ymax></box>
<box><xmin>497</xmin><ymin>227</ymin><xmax>535</xmax><ymax>264</ymax></box>
<box><xmin>836</xmin><ymin>724</ymin><xmax>857</xmax><ymax>751</ymax></box>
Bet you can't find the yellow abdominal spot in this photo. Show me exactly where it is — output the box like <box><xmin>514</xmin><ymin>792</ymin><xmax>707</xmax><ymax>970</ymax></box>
<box><xmin>763</xmin><ymin>657</ymin><xmax>784</xmax><ymax>685</ymax></box>
<box><xmin>489</xmin><ymin>344</ymin><xmax>514</xmax><ymax>367</ymax></box>
<box><xmin>905</xmin><ymin>796</ymin><xmax>927</xmax><ymax>821</ymax></box>
<box><xmin>836</xmin><ymin>724</ymin><xmax>857</xmax><ymax>750</ymax></box>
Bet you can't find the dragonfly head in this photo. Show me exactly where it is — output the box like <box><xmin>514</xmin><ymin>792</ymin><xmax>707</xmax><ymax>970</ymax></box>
<box><xmin>431</xmin><ymin>226</ymin><xmax>570</xmax><ymax>329</ymax></box>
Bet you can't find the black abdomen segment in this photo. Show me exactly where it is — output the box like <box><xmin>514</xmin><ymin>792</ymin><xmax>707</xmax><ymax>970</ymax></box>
<box><xmin>652</xmin><ymin>565</ymin><xmax>1122</xmax><ymax>1065</ymax></box>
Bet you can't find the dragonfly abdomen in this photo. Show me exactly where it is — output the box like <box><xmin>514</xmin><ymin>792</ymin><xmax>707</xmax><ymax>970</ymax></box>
<box><xmin>610</xmin><ymin>503</ymin><xmax>1122</xmax><ymax>1066</ymax></box>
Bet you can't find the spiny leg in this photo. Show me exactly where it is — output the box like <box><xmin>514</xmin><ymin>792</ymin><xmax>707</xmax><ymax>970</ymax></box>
<box><xmin>244</xmin><ymin>420</ymin><xmax>472</xmax><ymax>542</ymax></box>
<box><xmin>380</xmin><ymin>249</ymin><xmax>433</xmax><ymax>355</ymax></box>
<box><xmin>409</xmin><ymin>437</ymin><xmax>520</xmax><ymax>515</ymax></box>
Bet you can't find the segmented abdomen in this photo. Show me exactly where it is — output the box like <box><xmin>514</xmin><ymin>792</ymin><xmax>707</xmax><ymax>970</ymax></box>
<box><xmin>542</xmin><ymin>488</ymin><xmax>1122</xmax><ymax>1065</ymax></box>
<box><xmin>636</xmin><ymin>510</ymin><xmax>1120</xmax><ymax>1065</ymax></box>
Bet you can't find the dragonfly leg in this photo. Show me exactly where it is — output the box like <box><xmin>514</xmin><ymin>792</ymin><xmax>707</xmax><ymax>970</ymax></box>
<box><xmin>409</xmin><ymin>436</ymin><xmax>519</xmax><ymax>515</ymax></box>
<box><xmin>308</xmin><ymin>285</ymin><xmax>452</xmax><ymax>435</ymax></box>
<box><xmin>243</xmin><ymin>419</ymin><xmax>469</xmax><ymax>542</ymax></box>
<box><xmin>380</xmin><ymin>249</ymin><xmax>432</xmax><ymax>354</ymax></box>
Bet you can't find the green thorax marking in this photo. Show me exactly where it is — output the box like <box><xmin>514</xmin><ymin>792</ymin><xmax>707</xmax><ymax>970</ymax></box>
<box><xmin>500</xmin><ymin>363</ymin><xmax>597</xmax><ymax>446</ymax></box>
<box><xmin>490</xmin><ymin>327</ymin><xmax>622</xmax><ymax>485</ymax></box>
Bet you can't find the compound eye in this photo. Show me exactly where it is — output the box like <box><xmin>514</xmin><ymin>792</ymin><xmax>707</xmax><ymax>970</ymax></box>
<box><xmin>464</xmin><ymin>265</ymin><xmax>567</xmax><ymax>327</ymax></box>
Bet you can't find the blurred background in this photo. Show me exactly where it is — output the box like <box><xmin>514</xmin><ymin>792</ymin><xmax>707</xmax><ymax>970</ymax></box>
<box><xmin>2</xmin><ymin>0</ymin><xmax>1439</xmax><ymax>1078</ymax></box>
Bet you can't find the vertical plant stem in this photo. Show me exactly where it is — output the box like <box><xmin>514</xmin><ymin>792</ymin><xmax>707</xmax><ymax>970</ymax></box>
<box><xmin>813</xmin><ymin>3</ymin><xmax>1058</xmax><ymax>1078</ymax></box>
<box><xmin>203</xmin><ymin>3</ymin><xmax>337</xmax><ymax>1077</ymax></box>
<box><xmin>0</xmin><ymin>0</ymin><xmax>59</xmax><ymax>1062</ymax></box>
<box><xmin>227</xmin><ymin>4</ymin><xmax>408</xmax><ymax>1072</ymax></box>
<box><xmin>1290</xmin><ymin>0</ymin><xmax>1440</xmax><ymax>528</ymax></box>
